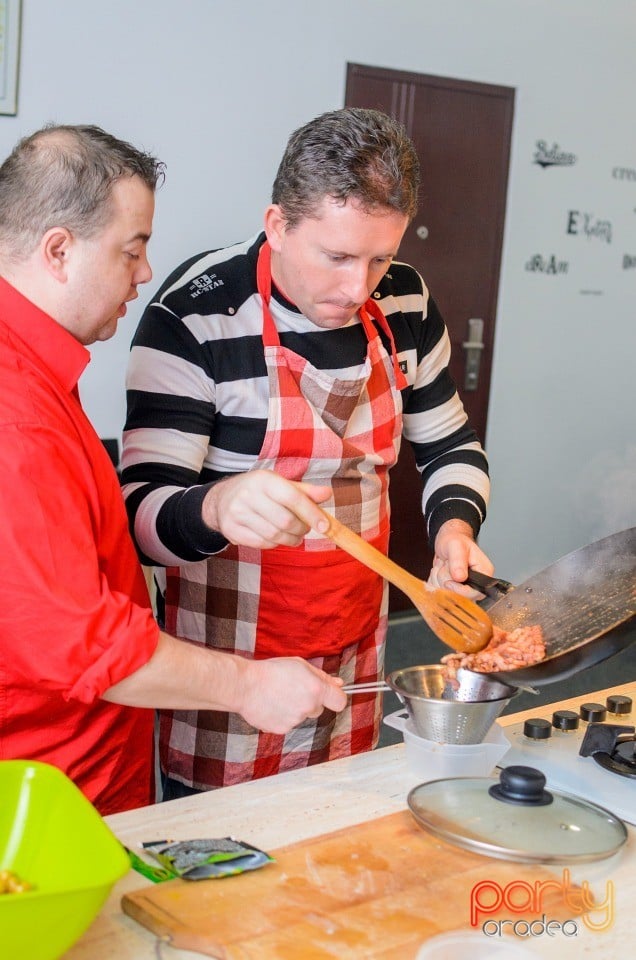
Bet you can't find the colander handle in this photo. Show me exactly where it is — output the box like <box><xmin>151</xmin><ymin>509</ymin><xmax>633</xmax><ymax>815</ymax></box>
<box><xmin>382</xmin><ymin>710</ymin><xmax>410</xmax><ymax>732</ymax></box>
<box><xmin>342</xmin><ymin>681</ymin><xmax>391</xmax><ymax>694</ymax></box>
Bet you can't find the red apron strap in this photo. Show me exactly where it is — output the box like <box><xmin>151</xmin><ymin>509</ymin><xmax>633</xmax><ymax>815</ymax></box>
<box><xmin>360</xmin><ymin>298</ymin><xmax>408</xmax><ymax>390</ymax></box>
<box><xmin>256</xmin><ymin>241</ymin><xmax>281</xmax><ymax>348</ymax></box>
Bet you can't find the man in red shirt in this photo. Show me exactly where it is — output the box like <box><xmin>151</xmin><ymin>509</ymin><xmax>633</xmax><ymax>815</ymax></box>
<box><xmin>0</xmin><ymin>124</ymin><xmax>346</xmax><ymax>816</ymax></box>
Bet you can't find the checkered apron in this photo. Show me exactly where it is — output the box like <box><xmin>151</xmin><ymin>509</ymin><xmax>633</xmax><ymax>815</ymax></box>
<box><xmin>161</xmin><ymin>241</ymin><xmax>407</xmax><ymax>789</ymax></box>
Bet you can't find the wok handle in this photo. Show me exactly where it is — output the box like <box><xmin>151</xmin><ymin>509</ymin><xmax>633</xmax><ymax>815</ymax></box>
<box><xmin>464</xmin><ymin>569</ymin><xmax>515</xmax><ymax>598</ymax></box>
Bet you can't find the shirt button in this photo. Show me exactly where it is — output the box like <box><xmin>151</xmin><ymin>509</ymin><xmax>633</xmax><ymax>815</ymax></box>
<box><xmin>228</xmin><ymin>307</ymin><xmax>236</xmax><ymax>315</ymax></box>
<box><xmin>373</xmin><ymin>292</ymin><xmax>381</xmax><ymax>299</ymax></box>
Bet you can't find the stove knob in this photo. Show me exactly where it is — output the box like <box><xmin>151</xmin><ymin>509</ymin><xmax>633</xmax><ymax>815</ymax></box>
<box><xmin>606</xmin><ymin>695</ymin><xmax>632</xmax><ymax>715</ymax></box>
<box><xmin>552</xmin><ymin>709</ymin><xmax>580</xmax><ymax>731</ymax></box>
<box><xmin>580</xmin><ymin>702</ymin><xmax>607</xmax><ymax>722</ymax></box>
<box><xmin>523</xmin><ymin>718</ymin><xmax>552</xmax><ymax>740</ymax></box>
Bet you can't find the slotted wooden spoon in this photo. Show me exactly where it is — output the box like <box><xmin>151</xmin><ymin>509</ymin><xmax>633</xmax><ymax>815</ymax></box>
<box><xmin>316</xmin><ymin>510</ymin><xmax>492</xmax><ymax>654</ymax></box>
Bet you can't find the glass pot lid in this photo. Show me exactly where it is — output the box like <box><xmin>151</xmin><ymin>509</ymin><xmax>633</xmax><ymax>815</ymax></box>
<box><xmin>407</xmin><ymin>765</ymin><xmax>628</xmax><ymax>863</ymax></box>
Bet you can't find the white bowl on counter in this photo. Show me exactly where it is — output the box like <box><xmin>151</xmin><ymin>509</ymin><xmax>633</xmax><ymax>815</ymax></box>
<box><xmin>383</xmin><ymin>709</ymin><xmax>510</xmax><ymax>781</ymax></box>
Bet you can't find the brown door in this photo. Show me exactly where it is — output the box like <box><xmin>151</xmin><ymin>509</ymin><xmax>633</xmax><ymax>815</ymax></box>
<box><xmin>345</xmin><ymin>63</ymin><xmax>514</xmax><ymax>612</ymax></box>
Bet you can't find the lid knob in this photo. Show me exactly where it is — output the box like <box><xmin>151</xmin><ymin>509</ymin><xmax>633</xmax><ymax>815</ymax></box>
<box><xmin>489</xmin><ymin>765</ymin><xmax>554</xmax><ymax>806</ymax></box>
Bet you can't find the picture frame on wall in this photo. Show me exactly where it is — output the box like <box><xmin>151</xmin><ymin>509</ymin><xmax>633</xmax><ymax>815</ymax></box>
<box><xmin>0</xmin><ymin>0</ymin><xmax>21</xmax><ymax>116</ymax></box>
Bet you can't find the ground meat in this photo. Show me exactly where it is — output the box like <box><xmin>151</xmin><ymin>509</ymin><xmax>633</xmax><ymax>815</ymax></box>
<box><xmin>441</xmin><ymin>624</ymin><xmax>546</xmax><ymax>681</ymax></box>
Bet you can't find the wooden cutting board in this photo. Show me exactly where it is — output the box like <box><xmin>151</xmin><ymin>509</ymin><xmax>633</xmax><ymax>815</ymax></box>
<box><xmin>122</xmin><ymin>810</ymin><xmax>581</xmax><ymax>959</ymax></box>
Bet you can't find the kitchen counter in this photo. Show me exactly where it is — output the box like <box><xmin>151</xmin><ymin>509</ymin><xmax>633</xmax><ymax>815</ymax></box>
<box><xmin>66</xmin><ymin>682</ymin><xmax>636</xmax><ymax>959</ymax></box>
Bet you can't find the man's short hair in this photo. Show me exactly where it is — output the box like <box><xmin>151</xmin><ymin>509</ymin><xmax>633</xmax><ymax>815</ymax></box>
<box><xmin>272</xmin><ymin>107</ymin><xmax>420</xmax><ymax>227</ymax></box>
<box><xmin>0</xmin><ymin>124</ymin><xmax>165</xmax><ymax>259</ymax></box>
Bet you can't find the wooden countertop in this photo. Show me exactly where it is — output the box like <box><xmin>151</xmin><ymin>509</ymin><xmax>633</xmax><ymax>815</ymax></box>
<box><xmin>65</xmin><ymin>683</ymin><xmax>636</xmax><ymax>959</ymax></box>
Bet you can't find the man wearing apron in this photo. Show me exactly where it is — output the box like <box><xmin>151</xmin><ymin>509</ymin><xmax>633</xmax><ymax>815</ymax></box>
<box><xmin>122</xmin><ymin>108</ymin><xmax>492</xmax><ymax>799</ymax></box>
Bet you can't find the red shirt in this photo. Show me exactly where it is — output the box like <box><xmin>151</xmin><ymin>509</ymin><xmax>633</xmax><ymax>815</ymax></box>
<box><xmin>0</xmin><ymin>278</ymin><xmax>160</xmax><ymax>815</ymax></box>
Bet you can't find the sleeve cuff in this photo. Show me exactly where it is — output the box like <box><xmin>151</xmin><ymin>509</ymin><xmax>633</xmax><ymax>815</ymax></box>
<box><xmin>176</xmin><ymin>483</ymin><xmax>230</xmax><ymax>555</ymax></box>
<box><xmin>67</xmin><ymin>604</ymin><xmax>161</xmax><ymax>704</ymax></box>
<box><xmin>427</xmin><ymin>500</ymin><xmax>482</xmax><ymax>550</ymax></box>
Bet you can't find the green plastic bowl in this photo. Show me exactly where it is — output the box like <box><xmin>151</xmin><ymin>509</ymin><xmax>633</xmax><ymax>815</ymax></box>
<box><xmin>0</xmin><ymin>760</ymin><xmax>130</xmax><ymax>960</ymax></box>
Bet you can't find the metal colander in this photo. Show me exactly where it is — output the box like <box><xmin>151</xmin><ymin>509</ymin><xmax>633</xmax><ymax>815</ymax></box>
<box><xmin>386</xmin><ymin>665</ymin><xmax>518</xmax><ymax>744</ymax></box>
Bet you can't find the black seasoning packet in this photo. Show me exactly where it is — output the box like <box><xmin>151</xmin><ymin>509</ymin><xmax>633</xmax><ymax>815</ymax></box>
<box><xmin>132</xmin><ymin>838</ymin><xmax>273</xmax><ymax>882</ymax></box>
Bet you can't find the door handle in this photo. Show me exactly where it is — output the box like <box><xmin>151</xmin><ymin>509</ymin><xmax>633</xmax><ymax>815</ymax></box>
<box><xmin>462</xmin><ymin>318</ymin><xmax>484</xmax><ymax>391</ymax></box>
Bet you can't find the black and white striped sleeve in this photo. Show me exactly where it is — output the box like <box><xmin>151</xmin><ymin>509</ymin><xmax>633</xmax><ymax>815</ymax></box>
<box><xmin>387</xmin><ymin>266</ymin><xmax>490</xmax><ymax>547</ymax></box>
<box><xmin>121</xmin><ymin>300</ymin><xmax>228</xmax><ymax>566</ymax></box>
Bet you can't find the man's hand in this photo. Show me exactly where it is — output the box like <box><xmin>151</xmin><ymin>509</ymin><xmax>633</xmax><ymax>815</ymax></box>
<box><xmin>237</xmin><ymin>657</ymin><xmax>347</xmax><ymax>734</ymax></box>
<box><xmin>103</xmin><ymin>632</ymin><xmax>347</xmax><ymax>722</ymax></box>
<box><xmin>202</xmin><ymin>470</ymin><xmax>331</xmax><ymax>548</ymax></box>
<box><xmin>429</xmin><ymin>519</ymin><xmax>494</xmax><ymax>599</ymax></box>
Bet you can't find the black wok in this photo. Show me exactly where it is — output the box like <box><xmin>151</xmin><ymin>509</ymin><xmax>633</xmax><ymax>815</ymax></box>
<box><xmin>464</xmin><ymin>527</ymin><xmax>636</xmax><ymax>687</ymax></box>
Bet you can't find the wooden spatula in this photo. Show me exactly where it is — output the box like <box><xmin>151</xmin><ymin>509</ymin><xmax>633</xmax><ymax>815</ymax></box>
<box><xmin>316</xmin><ymin>510</ymin><xmax>492</xmax><ymax>654</ymax></box>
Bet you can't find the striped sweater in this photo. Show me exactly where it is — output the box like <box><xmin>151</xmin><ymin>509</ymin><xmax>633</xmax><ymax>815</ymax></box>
<box><xmin>121</xmin><ymin>233</ymin><xmax>489</xmax><ymax>566</ymax></box>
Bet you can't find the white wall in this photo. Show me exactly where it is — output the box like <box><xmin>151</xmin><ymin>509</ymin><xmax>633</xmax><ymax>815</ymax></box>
<box><xmin>3</xmin><ymin>0</ymin><xmax>634</xmax><ymax>582</ymax></box>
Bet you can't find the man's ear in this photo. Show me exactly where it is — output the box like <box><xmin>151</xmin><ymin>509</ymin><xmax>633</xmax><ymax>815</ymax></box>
<box><xmin>40</xmin><ymin>227</ymin><xmax>73</xmax><ymax>282</ymax></box>
<box><xmin>263</xmin><ymin>204</ymin><xmax>287</xmax><ymax>253</ymax></box>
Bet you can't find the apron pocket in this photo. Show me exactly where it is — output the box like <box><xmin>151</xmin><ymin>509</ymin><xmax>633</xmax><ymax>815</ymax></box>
<box><xmin>254</xmin><ymin>548</ymin><xmax>384</xmax><ymax>659</ymax></box>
